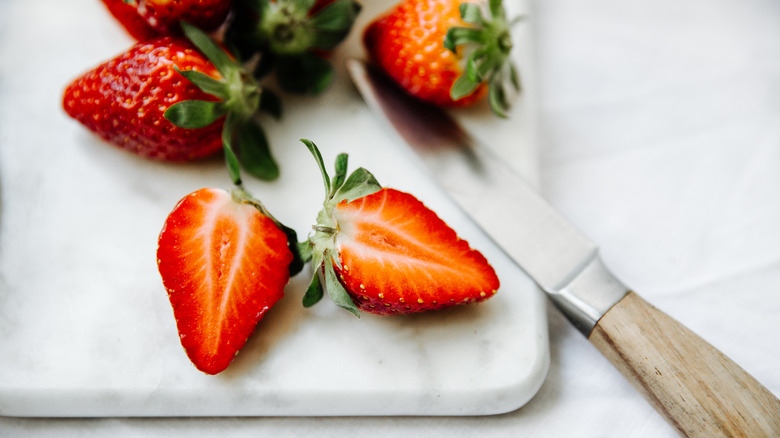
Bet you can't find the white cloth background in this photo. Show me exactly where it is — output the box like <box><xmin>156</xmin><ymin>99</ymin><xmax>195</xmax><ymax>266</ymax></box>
<box><xmin>1</xmin><ymin>0</ymin><xmax>778</xmax><ymax>436</ymax></box>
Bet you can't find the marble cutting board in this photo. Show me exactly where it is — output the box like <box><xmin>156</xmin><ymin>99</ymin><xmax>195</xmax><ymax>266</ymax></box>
<box><xmin>0</xmin><ymin>0</ymin><xmax>548</xmax><ymax>416</ymax></box>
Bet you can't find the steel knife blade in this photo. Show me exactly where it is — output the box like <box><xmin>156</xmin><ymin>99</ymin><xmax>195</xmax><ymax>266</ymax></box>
<box><xmin>346</xmin><ymin>58</ymin><xmax>780</xmax><ymax>436</ymax></box>
<box><xmin>345</xmin><ymin>58</ymin><xmax>626</xmax><ymax>334</ymax></box>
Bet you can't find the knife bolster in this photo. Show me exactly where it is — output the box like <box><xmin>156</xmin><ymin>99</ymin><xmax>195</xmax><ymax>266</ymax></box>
<box><xmin>548</xmin><ymin>255</ymin><xmax>628</xmax><ymax>336</ymax></box>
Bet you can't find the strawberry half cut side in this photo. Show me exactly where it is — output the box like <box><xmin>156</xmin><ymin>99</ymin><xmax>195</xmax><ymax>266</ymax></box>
<box><xmin>157</xmin><ymin>187</ymin><xmax>294</xmax><ymax>374</ymax></box>
<box><xmin>298</xmin><ymin>139</ymin><xmax>500</xmax><ymax>317</ymax></box>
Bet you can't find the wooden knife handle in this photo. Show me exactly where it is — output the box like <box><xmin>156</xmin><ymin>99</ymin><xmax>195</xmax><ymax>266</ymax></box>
<box><xmin>588</xmin><ymin>291</ymin><xmax>780</xmax><ymax>437</ymax></box>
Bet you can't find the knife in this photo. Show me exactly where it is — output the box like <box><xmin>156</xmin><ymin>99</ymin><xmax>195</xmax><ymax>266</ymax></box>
<box><xmin>346</xmin><ymin>58</ymin><xmax>780</xmax><ymax>437</ymax></box>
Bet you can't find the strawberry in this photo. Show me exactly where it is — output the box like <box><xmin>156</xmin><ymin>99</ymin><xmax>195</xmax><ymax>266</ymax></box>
<box><xmin>157</xmin><ymin>187</ymin><xmax>295</xmax><ymax>374</ymax></box>
<box><xmin>364</xmin><ymin>0</ymin><xmax>521</xmax><ymax>116</ymax></box>
<box><xmin>100</xmin><ymin>0</ymin><xmax>231</xmax><ymax>39</ymax></box>
<box><xmin>137</xmin><ymin>0</ymin><xmax>232</xmax><ymax>35</ymax></box>
<box><xmin>225</xmin><ymin>0</ymin><xmax>361</xmax><ymax>94</ymax></box>
<box><xmin>100</xmin><ymin>0</ymin><xmax>158</xmax><ymax>40</ymax></box>
<box><xmin>299</xmin><ymin>140</ymin><xmax>499</xmax><ymax>316</ymax></box>
<box><xmin>63</xmin><ymin>23</ymin><xmax>280</xmax><ymax>180</ymax></box>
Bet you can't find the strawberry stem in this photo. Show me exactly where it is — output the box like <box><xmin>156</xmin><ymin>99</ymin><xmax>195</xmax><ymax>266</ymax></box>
<box><xmin>225</xmin><ymin>0</ymin><xmax>360</xmax><ymax>94</ymax></box>
<box><xmin>299</xmin><ymin>140</ymin><xmax>388</xmax><ymax>317</ymax></box>
<box><xmin>166</xmin><ymin>22</ymin><xmax>280</xmax><ymax>182</ymax></box>
<box><xmin>444</xmin><ymin>0</ymin><xmax>523</xmax><ymax>117</ymax></box>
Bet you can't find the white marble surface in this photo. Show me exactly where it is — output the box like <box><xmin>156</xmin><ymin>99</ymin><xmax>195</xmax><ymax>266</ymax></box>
<box><xmin>0</xmin><ymin>0</ymin><xmax>546</xmax><ymax>419</ymax></box>
<box><xmin>2</xmin><ymin>0</ymin><xmax>780</xmax><ymax>435</ymax></box>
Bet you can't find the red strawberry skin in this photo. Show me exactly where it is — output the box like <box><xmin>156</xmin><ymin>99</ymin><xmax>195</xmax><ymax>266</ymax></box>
<box><xmin>332</xmin><ymin>188</ymin><xmax>499</xmax><ymax>315</ymax></box>
<box><xmin>363</xmin><ymin>0</ymin><xmax>487</xmax><ymax>107</ymax></box>
<box><xmin>157</xmin><ymin>188</ymin><xmax>293</xmax><ymax>374</ymax></box>
<box><xmin>63</xmin><ymin>37</ymin><xmax>224</xmax><ymax>161</ymax></box>
<box><xmin>100</xmin><ymin>0</ymin><xmax>158</xmax><ymax>41</ymax></box>
<box><xmin>137</xmin><ymin>0</ymin><xmax>232</xmax><ymax>35</ymax></box>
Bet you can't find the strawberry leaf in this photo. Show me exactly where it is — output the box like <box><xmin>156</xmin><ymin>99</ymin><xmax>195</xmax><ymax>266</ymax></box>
<box><xmin>309</xmin><ymin>237</ymin><xmax>325</xmax><ymax>275</ymax></box>
<box><xmin>465</xmin><ymin>48</ymin><xmax>493</xmax><ymax>83</ymax></box>
<box><xmin>443</xmin><ymin>27</ymin><xmax>485</xmax><ymax>52</ymax></box>
<box><xmin>277</xmin><ymin>53</ymin><xmax>333</xmax><ymax>95</ymax></box>
<box><xmin>279</xmin><ymin>224</ymin><xmax>305</xmax><ymax>276</ymax></box>
<box><xmin>509</xmin><ymin>62</ymin><xmax>521</xmax><ymax>91</ymax></box>
<box><xmin>488</xmin><ymin>77</ymin><xmax>509</xmax><ymax>118</ymax></box>
<box><xmin>311</xmin><ymin>0</ymin><xmax>358</xmax><ymax>30</ymax></box>
<box><xmin>330</xmin><ymin>153</ymin><xmax>349</xmax><ymax>198</ymax></box>
<box><xmin>302</xmin><ymin>268</ymin><xmax>324</xmax><ymax>307</ymax></box>
<box><xmin>252</xmin><ymin>52</ymin><xmax>277</xmax><ymax>80</ymax></box>
<box><xmin>165</xmin><ymin>100</ymin><xmax>226</xmax><ymax>129</ymax></box>
<box><xmin>332</xmin><ymin>167</ymin><xmax>381</xmax><ymax>204</ymax></box>
<box><xmin>236</xmin><ymin>120</ymin><xmax>278</xmax><ymax>181</ymax></box>
<box><xmin>174</xmin><ymin>67</ymin><xmax>229</xmax><ymax>99</ymax></box>
<box><xmin>259</xmin><ymin>89</ymin><xmax>283</xmax><ymax>120</ymax></box>
<box><xmin>180</xmin><ymin>21</ymin><xmax>239</xmax><ymax>76</ymax></box>
<box><xmin>323</xmin><ymin>253</ymin><xmax>360</xmax><ymax>317</ymax></box>
<box><xmin>297</xmin><ymin>240</ymin><xmax>313</xmax><ymax>263</ymax></box>
<box><xmin>222</xmin><ymin>114</ymin><xmax>242</xmax><ymax>186</ymax></box>
<box><xmin>450</xmin><ymin>74</ymin><xmax>480</xmax><ymax>101</ymax></box>
<box><xmin>301</xmin><ymin>138</ymin><xmax>332</xmax><ymax>199</ymax></box>
<box><xmin>489</xmin><ymin>0</ymin><xmax>505</xmax><ymax>20</ymax></box>
<box><xmin>459</xmin><ymin>3</ymin><xmax>483</xmax><ymax>25</ymax></box>
<box><xmin>290</xmin><ymin>0</ymin><xmax>318</xmax><ymax>10</ymax></box>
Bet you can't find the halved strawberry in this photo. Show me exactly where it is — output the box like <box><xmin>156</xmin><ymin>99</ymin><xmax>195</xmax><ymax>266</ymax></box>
<box><xmin>299</xmin><ymin>140</ymin><xmax>500</xmax><ymax>316</ymax></box>
<box><xmin>157</xmin><ymin>187</ymin><xmax>294</xmax><ymax>374</ymax></box>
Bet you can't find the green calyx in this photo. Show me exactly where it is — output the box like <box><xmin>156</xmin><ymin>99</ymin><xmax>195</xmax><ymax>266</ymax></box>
<box><xmin>298</xmin><ymin>139</ymin><xmax>382</xmax><ymax>317</ymax></box>
<box><xmin>226</xmin><ymin>0</ymin><xmax>361</xmax><ymax>94</ymax></box>
<box><xmin>164</xmin><ymin>21</ymin><xmax>281</xmax><ymax>183</ymax></box>
<box><xmin>443</xmin><ymin>0</ymin><xmax>523</xmax><ymax>117</ymax></box>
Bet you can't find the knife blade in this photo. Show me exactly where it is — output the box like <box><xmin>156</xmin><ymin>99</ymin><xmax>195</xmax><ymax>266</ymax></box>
<box><xmin>346</xmin><ymin>58</ymin><xmax>780</xmax><ymax>436</ymax></box>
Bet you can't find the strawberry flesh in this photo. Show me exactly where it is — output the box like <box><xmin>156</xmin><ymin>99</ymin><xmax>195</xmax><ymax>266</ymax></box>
<box><xmin>157</xmin><ymin>188</ymin><xmax>293</xmax><ymax>374</ymax></box>
<box><xmin>332</xmin><ymin>188</ymin><xmax>499</xmax><ymax>315</ymax></box>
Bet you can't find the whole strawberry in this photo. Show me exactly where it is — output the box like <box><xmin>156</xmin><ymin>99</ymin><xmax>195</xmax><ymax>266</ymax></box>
<box><xmin>63</xmin><ymin>36</ymin><xmax>222</xmax><ymax>161</ymax></box>
<box><xmin>364</xmin><ymin>0</ymin><xmax>520</xmax><ymax>116</ymax></box>
<box><xmin>63</xmin><ymin>23</ymin><xmax>279</xmax><ymax>180</ymax></box>
<box><xmin>138</xmin><ymin>0</ymin><xmax>232</xmax><ymax>35</ymax></box>
<box><xmin>157</xmin><ymin>187</ymin><xmax>295</xmax><ymax>374</ymax></box>
<box><xmin>101</xmin><ymin>0</ymin><xmax>232</xmax><ymax>38</ymax></box>
<box><xmin>225</xmin><ymin>0</ymin><xmax>361</xmax><ymax>94</ymax></box>
<box><xmin>299</xmin><ymin>140</ymin><xmax>500</xmax><ymax>316</ymax></box>
<box><xmin>100</xmin><ymin>0</ymin><xmax>158</xmax><ymax>40</ymax></box>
